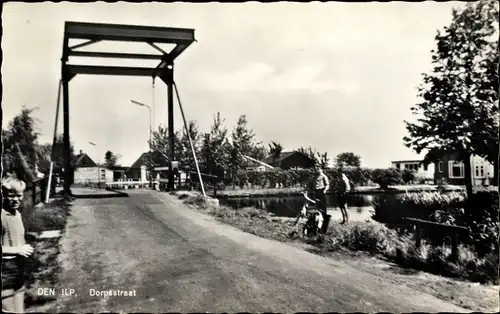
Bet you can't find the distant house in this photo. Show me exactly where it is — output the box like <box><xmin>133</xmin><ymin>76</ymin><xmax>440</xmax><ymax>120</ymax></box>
<box><xmin>434</xmin><ymin>153</ymin><xmax>494</xmax><ymax>186</ymax></box>
<box><xmin>391</xmin><ymin>159</ymin><xmax>434</xmax><ymax>181</ymax></box>
<box><xmin>73</xmin><ymin>150</ymin><xmax>113</xmax><ymax>184</ymax></box>
<box><xmin>108</xmin><ymin>166</ymin><xmax>129</xmax><ymax>181</ymax></box>
<box><xmin>241</xmin><ymin>155</ymin><xmax>272</xmax><ymax>172</ymax></box>
<box><xmin>74</xmin><ymin>150</ymin><xmax>97</xmax><ymax>168</ymax></box>
<box><xmin>261</xmin><ymin>151</ymin><xmax>315</xmax><ymax>170</ymax></box>
<box><xmin>128</xmin><ymin>151</ymin><xmax>169</xmax><ymax>180</ymax></box>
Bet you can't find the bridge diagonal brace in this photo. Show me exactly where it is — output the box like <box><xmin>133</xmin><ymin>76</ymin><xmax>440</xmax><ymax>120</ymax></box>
<box><xmin>147</xmin><ymin>42</ymin><xmax>168</xmax><ymax>55</ymax></box>
<box><xmin>69</xmin><ymin>39</ymin><xmax>101</xmax><ymax>50</ymax></box>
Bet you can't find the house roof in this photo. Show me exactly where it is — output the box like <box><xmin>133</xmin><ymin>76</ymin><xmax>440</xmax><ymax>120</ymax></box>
<box><xmin>391</xmin><ymin>160</ymin><xmax>423</xmax><ymax>164</ymax></box>
<box><xmin>74</xmin><ymin>153</ymin><xmax>97</xmax><ymax>167</ymax></box>
<box><xmin>261</xmin><ymin>151</ymin><xmax>312</xmax><ymax>167</ymax></box>
<box><xmin>130</xmin><ymin>151</ymin><xmax>169</xmax><ymax>169</ymax></box>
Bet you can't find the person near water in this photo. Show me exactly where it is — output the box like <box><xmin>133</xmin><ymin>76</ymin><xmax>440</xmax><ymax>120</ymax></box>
<box><xmin>2</xmin><ymin>175</ymin><xmax>34</xmax><ymax>313</ymax></box>
<box><xmin>300</xmin><ymin>190</ymin><xmax>316</xmax><ymax>216</ymax></box>
<box><xmin>288</xmin><ymin>190</ymin><xmax>323</xmax><ymax>238</ymax></box>
<box><xmin>313</xmin><ymin>167</ymin><xmax>331</xmax><ymax>235</ymax></box>
<box><xmin>337</xmin><ymin>170</ymin><xmax>352</xmax><ymax>224</ymax></box>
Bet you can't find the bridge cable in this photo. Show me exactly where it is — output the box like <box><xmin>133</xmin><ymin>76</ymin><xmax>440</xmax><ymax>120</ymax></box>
<box><xmin>45</xmin><ymin>79</ymin><xmax>63</xmax><ymax>203</ymax></box>
<box><xmin>173</xmin><ymin>82</ymin><xmax>207</xmax><ymax>198</ymax></box>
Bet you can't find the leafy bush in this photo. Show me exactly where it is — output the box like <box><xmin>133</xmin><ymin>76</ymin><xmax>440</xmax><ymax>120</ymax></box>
<box><xmin>243</xmin><ymin>167</ymin><xmax>377</xmax><ymax>192</ymax></box>
<box><xmin>464</xmin><ymin>189</ymin><xmax>499</xmax><ymax>257</ymax></box>
<box><xmin>401</xmin><ymin>169</ymin><xmax>417</xmax><ymax>184</ymax></box>
<box><xmin>371</xmin><ymin>168</ymin><xmax>404</xmax><ymax>188</ymax></box>
<box><xmin>22</xmin><ymin>200</ymin><xmax>70</xmax><ymax>233</ymax></box>
<box><xmin>325</xmin><ymin>221</ymin><xmax>401</xmax><ymax>254</ymax></box>
<box><xmin>372</xmin><ymin>189</ymin><xmax>499</xmax><ymax>256</ymax></box>
<box><xmin>372</xmin><ymin>191</ymin><xmax>466</xmax><ymax>224</ymax></box>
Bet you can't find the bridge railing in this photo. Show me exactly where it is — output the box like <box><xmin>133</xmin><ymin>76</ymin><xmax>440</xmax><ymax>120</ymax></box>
<box><xmin>105</xmin><ymin>180</ymin><xmax>151</xmax><ymax>190</ymax></box>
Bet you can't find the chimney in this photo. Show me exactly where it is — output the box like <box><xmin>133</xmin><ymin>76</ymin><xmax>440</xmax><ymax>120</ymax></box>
<box><xmin>79</xmin><ymin>150</ymin><xmax>83</xmax><ymax>154</ymax></box>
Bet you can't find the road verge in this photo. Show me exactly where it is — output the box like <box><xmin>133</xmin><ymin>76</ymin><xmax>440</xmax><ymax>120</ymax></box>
<box><xmin>174</xmin><ymin>191</ymin><xmax>499</xmax><ymax>312</ymax></box>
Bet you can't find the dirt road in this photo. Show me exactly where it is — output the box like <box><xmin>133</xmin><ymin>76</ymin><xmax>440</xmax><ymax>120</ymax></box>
<box><xmin>29</xmin><ymin>190</ymin><xmax>468</xmax><ymax>313</ymax></box>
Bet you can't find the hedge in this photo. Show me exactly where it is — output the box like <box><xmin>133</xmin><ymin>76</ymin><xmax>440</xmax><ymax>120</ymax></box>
<box><xmin>221</xmin><ymin>167</ymin><xmax>411</xmax><ymax>191</ymax></box>
<box><xmin>372</xmin><ymin>189</ymin><xmax>499</xmax><ymax>256</ymax></box>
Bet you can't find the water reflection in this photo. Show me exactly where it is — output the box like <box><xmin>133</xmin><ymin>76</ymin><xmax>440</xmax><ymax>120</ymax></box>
<box><xmin>218</xmin><ymin>194</ymin><xmax>378</xmax><ymax>222</ymax></box>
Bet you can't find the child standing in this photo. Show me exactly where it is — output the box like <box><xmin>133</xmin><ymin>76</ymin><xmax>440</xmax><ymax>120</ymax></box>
<box><xmin>2</xmin><ymin>175</ymin><xmax>34</xmax><ymax>313</ymax></box>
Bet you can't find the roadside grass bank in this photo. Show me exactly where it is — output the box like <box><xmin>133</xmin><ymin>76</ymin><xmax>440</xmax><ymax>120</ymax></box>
<box><xmin>176</xmin><ymin>191</ymin><xmax>499</xmax><ymax>312</ymax></box>
<box><xmin>22</xmin><ymin>197</ymin><xmax>73</xmax><ymax>308</ymax></box>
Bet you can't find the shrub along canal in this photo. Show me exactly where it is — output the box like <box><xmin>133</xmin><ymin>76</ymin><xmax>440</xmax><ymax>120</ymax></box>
<box><xmin>216</xmin><ymin>188</ymin><xmax>464</xmax><ymax>223</ymax></box>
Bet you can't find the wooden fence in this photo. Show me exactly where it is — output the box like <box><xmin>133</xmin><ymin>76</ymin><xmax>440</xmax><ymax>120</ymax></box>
<box><xmin>403</xmin><ymin>217</ymin><xmax>469</xmax><ymax>262</ymax></box>
<box><xmin>23</xmin><ymin>176</ymin><xmax>57</xmax><ymax>206</ymax></box>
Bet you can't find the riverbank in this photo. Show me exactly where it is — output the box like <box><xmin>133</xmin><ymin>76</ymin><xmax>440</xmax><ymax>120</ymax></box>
<box><xmin>216</xmin><ymin>184</ymin><xmax>465</xmax><ymax>198</ymax></box>
<box><xmin>175</xmin><ymin>191</ymin><xmax>499</xmax><ymax>312</ymax></box>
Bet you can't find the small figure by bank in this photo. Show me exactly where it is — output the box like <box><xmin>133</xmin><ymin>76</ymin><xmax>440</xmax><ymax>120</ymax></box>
<box><xmin>337</xmin><ymin>169</ymin><xmax>351</xmax><ymax>224</ymax></box>
<box><xmin>314</xmin><ymin>167</ymin><xmax>331</xmax><ymax>234</ymax></box>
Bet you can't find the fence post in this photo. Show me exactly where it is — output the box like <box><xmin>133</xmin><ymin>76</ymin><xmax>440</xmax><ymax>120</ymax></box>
<box><xmin>32</xmin><ymin>181</ymin><xmax>37</xmax><ymax>204</ymax></box>
<box><xmin>450</xmin><ymin>233</ymin><xmax>459</xmax><ymax>262</ymax></box>
<box><xmin>415</xmin><ymin>224</ymin><xmax>421</xmax><ymax>249</ymax></box>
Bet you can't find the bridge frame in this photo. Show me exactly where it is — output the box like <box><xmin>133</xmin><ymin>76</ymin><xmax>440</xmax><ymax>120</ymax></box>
<box><xmin>61</xmin><ymin>21</ymin><xmax>195</xmax><ymax>196</ymax></box>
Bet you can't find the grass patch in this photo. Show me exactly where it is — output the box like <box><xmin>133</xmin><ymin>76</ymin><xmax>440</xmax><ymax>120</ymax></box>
<box><xmin>21</xmin><ymin>198</ymin><xmax>73</xmax><ymax>308</ymax></box>
<box><xmin>180</xmin><ymin>193</ymin><xmax>499</xmax><ymax>285</ymax></box>
<box><xmin>23</xmin><ymin>198</ymin><xmax>72</xmax><ymax>233</ymax></box>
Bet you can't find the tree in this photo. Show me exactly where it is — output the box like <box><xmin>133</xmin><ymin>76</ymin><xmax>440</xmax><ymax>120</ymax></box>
<box><xmin>37</xmin><ymin>134</ymin><xmax>77</xmax><ymax>174</ymax></box>
<box><xmin>249</xmin><ymin>144</ymin><xmax>267</xmax><ymax>162</ymax></box>
<box><xmin>104</xmin><ymin>150</ymin><xmax>121</xmax><ymax>168</ymax></box>
<box><xmin>403</xmin><ymin>1</ymin><xmax>499</xmax><ymax>197</ymax></box>
<box><xmin>335</xmin><ymin>152</ymin><xmax>361</xmax><ymax>168</ymax></box>
<box><xmin>401</xmin><ymin>169</ymin><xmax>417</xmax><ymax>184</ymax></box>
<box><xmin>2</xmin><ymin>107</ymin><xmax>40</xmax><ymax>181</ymax></box>
<box><xmin>372</xmin><ymin>168</ymin><xmax>404</xmax><ymax>189</ymax></box>
<box><xmin>179</xmin><ymin>120</ymin><xmax>202</xmax><ymax>171</ymax></box>
<box><xmin>268</xmin><ymin>141</ymin><xmax>283</xmax><ymax>166</ymax></box>
<box><xmin>200</xmin><ymin>112</ymin><xmax>230</xmax><ymax>178</ymax></box>
<box><xmin>149</xmin><ymin>124</ymin><xmax>183</xmax><ymax>167</ymax></box>
<box><xmin>317</xmin><ymin>152</ymin><xmax>330</xmax><ymax>169</ymax></box>
<box><xmin>228</xmin><ymin>115</ymin><xmax>259</xmax><ymax>186</ymax></box>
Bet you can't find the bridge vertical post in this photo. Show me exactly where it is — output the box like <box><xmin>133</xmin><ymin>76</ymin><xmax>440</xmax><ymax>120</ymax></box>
<box><xmin>61</xmin><ymin>40</ymin><xmax>72</xmax><ymax>197</ymax></box>
<box><xmin>164</xmin><ymin>60</ymin><xmax>175</xmax><ymax>191</ymax></box>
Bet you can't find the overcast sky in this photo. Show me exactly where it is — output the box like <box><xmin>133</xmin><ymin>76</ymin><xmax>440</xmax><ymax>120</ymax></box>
<box><xmin>2</xmin><ymin>2</ymin><xmax>466</xmax><ymax>167</ymax></box>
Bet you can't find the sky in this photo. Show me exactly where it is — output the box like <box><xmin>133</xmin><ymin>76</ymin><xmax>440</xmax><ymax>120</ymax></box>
<box><xmin>2</xmin><ymin>1</ymin><xmax>467</xmax><ymax>168</ymax></box>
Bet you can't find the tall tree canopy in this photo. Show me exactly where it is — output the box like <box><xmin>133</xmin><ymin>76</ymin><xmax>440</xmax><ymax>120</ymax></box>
<box><xmin>104</xmin><ymin>150</ymin><xmax>121</xmax><ymax>168</ymax></box>
<box><xmin>149</xmin><ymin>124</ymin><xmax>182</xmax><ymax>166</ymax></box>
<box><xmin>335</xmin><ymin>152</ymin><xmax>361</xmax><ymax>168</ymax></box>
<box><xmin>268</xmin><ymin>141</ymin><xmax>283</xmax><ymax>159</ymax></box>
<box><xmin>200</xmin><ymin>112</ymin><xmax>231</xmax><ymax>177</ymax></box>
<box><xmin>403</xmin><ymin>1</ymin><xmax>499</xmax><ymax>195</ymax></box>
<box><xmin>179</xmin><ymin>120</ymin><xmax>202</xmax><ymax>171</ymax></box>
<box><xmin>37</xmin><ymin>134</ymin><xmax>77</xmax><ymax>174</ymax></box>
<box><xmin>2</xmin><ymin>107</ymin><xmax>41</xmax><ymax>182</ymax></box>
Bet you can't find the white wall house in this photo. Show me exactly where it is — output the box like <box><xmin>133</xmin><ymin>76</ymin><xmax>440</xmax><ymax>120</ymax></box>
<box><xmin>74</xmin><ymin>167</ymin><xmax>113</xmax><ymax>184</ymax></box>
<box><xmin>435</xmin><ymin>155</ymin><xmax>495</xmax><ymax>186</ymax></box>
<box><xmin>391</xmin><ymin>160</ymin><xmax>435</xmax><ymax>181</ymax></box>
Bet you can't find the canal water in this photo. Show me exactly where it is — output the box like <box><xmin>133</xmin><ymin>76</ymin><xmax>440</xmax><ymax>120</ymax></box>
<box><xmin>218</xmin><ymin>194</ymin><xmax>380</xmax><ymax>222</ymax></box>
